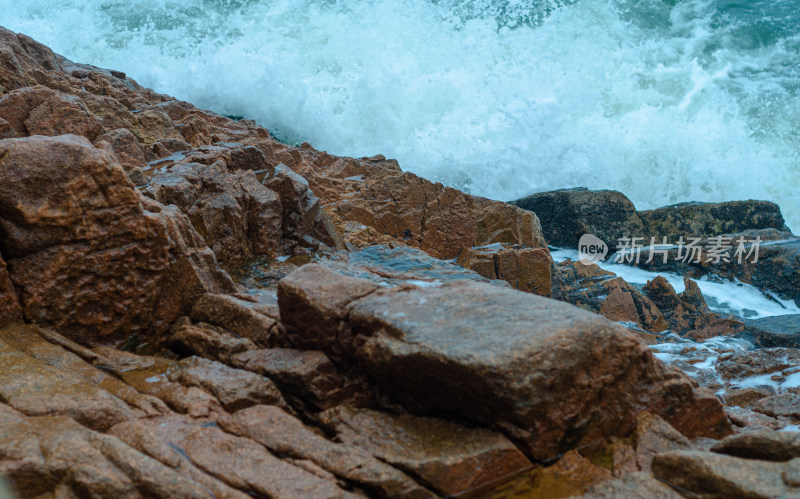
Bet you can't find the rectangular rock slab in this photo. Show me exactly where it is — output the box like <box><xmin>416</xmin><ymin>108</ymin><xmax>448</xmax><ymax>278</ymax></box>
<box><xmin>279</xmin><ymin>264</ymin><xmax>731</xmax><ymax>462</ymax></box>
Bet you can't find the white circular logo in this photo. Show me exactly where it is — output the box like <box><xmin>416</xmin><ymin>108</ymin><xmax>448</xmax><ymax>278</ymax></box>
<box><xmin>578</xmin><ymin>234</ymin><xmax>608</xmax><ymax>264</ymax></box>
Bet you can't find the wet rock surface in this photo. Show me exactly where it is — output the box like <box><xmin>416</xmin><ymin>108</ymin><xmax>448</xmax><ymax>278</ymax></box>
<box><xmin>510</xmin><ymin>187</ymin><xmax>787</xmax><ymax>253</ymax></box>
<box><xmin>3</xmin><ymin>26</ymin><xmax>800</xmax><ymax>499</ymax></box>
<box><xmin>279</xmin><ymin>264</ymin><xmax>731</xmax><ymax>461</ymax></box>
<box><xmin>624</xmin><ymin>229</ymin><xmax>800</xmax><ymax>308</ymax></box>
<box><xmin>744</xmin><ymin>314</ymin><xmax>800</xmax><ymax>348</ymax></box>
<box><xmin>456</xmin><ymin>243</ymin><xmax>553</xmax><ymax>295</ymax></box>
<box><xmin>638</xmin><ymin>200</ymin><xmax>789</xmax><ymax>242</ymax></box>
<box><xmin>510</xmin><ymin>187</ymin><xmax>646</xmax><ymax>250</ymax></box>
<box><xmin>318</xmin><ymin>406</ymin><xmax>533</xmax><ymax>497</ymax></box>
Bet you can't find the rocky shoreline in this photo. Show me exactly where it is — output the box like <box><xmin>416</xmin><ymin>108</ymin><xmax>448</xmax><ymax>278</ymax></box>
<box><xmin>2</xmin><ymin>27</ymin><xmax>800</xmax><ymax>498</ymax></box>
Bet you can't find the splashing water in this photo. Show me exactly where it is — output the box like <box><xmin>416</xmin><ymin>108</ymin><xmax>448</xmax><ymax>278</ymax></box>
<box><xmin>2</xmin><ymin>0</ymin><xmax>799</xmax><ymax>228</ymax></box>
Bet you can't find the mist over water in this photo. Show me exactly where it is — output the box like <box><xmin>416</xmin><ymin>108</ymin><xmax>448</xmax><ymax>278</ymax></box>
<box><xmin>3</xmin><ymin>0</ymin><xmax>800</xmax><ymax>230</ymax></box>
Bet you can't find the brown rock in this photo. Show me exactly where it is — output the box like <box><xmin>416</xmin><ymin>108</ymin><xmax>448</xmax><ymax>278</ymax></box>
<box><xmin>551</xmin><ymin>262</ymin><xmax>667</xmax><ymax>333</ymax></box>
<box><xmin>231</xmin><ymin>348</ymin><xmax>366</xmax><ymax>411</ymax></box>
<box><xmin>686</xmin><ymin>317</ymin><xmax>745</xmax><ymax>341</ymax></box>
<box><xmin>644</xmin><ymin>276</ymin><xmax>688</xmax><ymax>320</ymax></box>
<box><xmin>0</xmin><ymin>117</ymin><xmax>11</xmax><ymax>138</ymax></box>
<box><xmin>264</xmin><ymin>163</ymin><xmax>320</xmax><ymax>244</ymax></box>
<box><xmin>0</xmin><ymin>409</ymin><xmax>215</xmax><ymax>498</ymax></box>
<box><xmin>99</xmin><ymin>127</ymin><xmax>147</xmax><ymax>170</ymax></box>
<box><xmin>599</xmin><ymin>287</ymin><xmax>641</xmax><ymax>324</ymax></box>
<box><xmin>0</xmin><ymin>28</ymin><xmax>63</xmax><ymax>93</ymax></box>
<box><xmin>90</xmin><ymin>348</ymin><xmax>228</xmax><ymax>418</ymax></box>
<box><xmin>111</xmin><ymin>415</ymin><xmax>351</xmax><ymax>498</ymax></box>
<box><xmin>652</xmin><ymin>450</ymin><xmax>797</xmax><ymax>498</ymax></box>
<box><xmin>279</xmin><ymin>264</ymin><xmax>731</xmax><ymax>461</ymax></box>
<box><xmin>0</xmin><ymin>85</ymin><xmax>57</xmax><ymax>136</ymax></box>
<box><xmin>0</xmin><ymin>252</ymin><xmax>21</xmax><ymax>328</ymax></box>
<box><xmin>190</xmin><ymin>293</ymin><xmax>278</xmax><ymax>346</ymax></box>
<box><xmin>169</xmin><ymin>321</ymin><xmax>256</xmax><ymax>363</ymax></box>
<box><xmin>135</xmin><ymin>108</ymin><xmax>181</xmax><ymax>144</ymax></box>
<box><xmin>25</xmin><ymin>92</ymin><xmax>104</xmax><ymax>140</ymax></box>
<box><xmin>144</xmin><ymin>161</ymin><xmax>283</xmax><ymax>264</ymax></box>
<box><xmin>0</xmin><ymin>324</ymin><xmax>167</xmax><ymax>417</ymax></box>
<box><xmin>717</xmin><ymin>348</ymin><xmax>800</xmax><ymax>380</ymax></box>
<box><xmin>168</xmin><ymin>356</ymin><xmax>286</xmax><ymax>412</ymax></box>
<box><xmin>642</xmin><ymin>275</ymin><xmax>740</xmax><ymax>337</ymax></box>
<box><xmin>712</xmin><ymin>429</ymin><xmax>800</xmax><ymax>461</ymax></box>
<box><xmin>319</xmin><ymin>406</ymin><xmax>532</xmax><ymax>497</ymax></box>
<box><xmin>0</xmin><ymin>335</ymin><xmax>137</xmax><ymax>431</ymax></box>
<box><xmin>291</xmin><ymin>154</ymin><xmax>548</xmax><ymax>260</ymax></box>
<box><xmin>149</xmin><ymin>137</ymin><xmax>191</xmax><ymax>159</ymax></box>
<box><xmin>0</xmin><ymin>135</ymin><xmax>236</xmax><ymax>346</ymax></box>
<box><xmin>724</xmin><ymin>387</ymin><xmax>773</xmax><ymax>408</ymax></box>
<box><xmin>724</xmin><ymin>406</ymin><xmax>783</xmax><ymax>430</ymax></box>
<box><xmin>232</xmin><ymin>405</ymin><xmax>435</xmax><ymax>498</ymax></box>
<box><xmin>752</xmin><ymin>393</ymin><xmax>800</xmax><ymax>420</ymax></box>
<box><xmin>278</xmin><ymin>264</ymin><xmax>379</xmax><ymax>354</ymax></box>
<box><xmin>680</xmin><ymin>276</ymin><xmax>711</xmax><ymax>314</ymax></box>
<box><xmin>634</xmin><ymin>412</ymin><xmax>694</xmax><ymax>472</ymax></box>
<box><xmin>456</xmin><ymin>244</ymin><xmax>552</xmax><ymax>296</ymax></box>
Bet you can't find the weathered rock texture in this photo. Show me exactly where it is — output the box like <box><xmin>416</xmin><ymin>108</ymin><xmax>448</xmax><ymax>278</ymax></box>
<box><xmin>511</xmin><ymin>187</ymin><xmax>788</xmax><ymax>252</ymax></box>
<box><xmin>278</xmin><ymin>264</ymin><xmax>731</xmax><ymax>461</ymax></box>
<box><xmin>510</xmin><ymin>187</ymin><xmax>646</xmax><ymax>250</ymax></box>
<box><xmin>0</xmin><ymin>25</ymin><xmax>789</xmax><ymax>499</ymax></box>
<box><xmin>0</xmin><ymin>134</ymin><xmax>235</xmax><ymax>346</ymax></box>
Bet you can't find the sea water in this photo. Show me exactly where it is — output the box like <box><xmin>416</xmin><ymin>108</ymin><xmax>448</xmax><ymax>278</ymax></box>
<box><xmin>2</xmin><ymin>0</ymin><xmax>799</xmax><ymax>229</ymax></box>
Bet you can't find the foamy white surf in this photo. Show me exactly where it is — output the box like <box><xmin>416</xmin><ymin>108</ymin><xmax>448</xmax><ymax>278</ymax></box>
<box><xmin>2</xmin><ymin>0</ymin><xmax>799</xmax><ymax>229</ymax></box>
<box><xmin>550</xmin><ymin>248</ymin><xmax>800</xmax><ymax>319</ymax></box>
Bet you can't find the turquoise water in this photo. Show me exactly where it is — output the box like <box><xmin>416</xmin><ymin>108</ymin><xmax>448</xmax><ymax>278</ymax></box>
<box><xmin>2</xmin><ymin>0</ymin><xmax>799</xmax><ymax>229</ymax></box>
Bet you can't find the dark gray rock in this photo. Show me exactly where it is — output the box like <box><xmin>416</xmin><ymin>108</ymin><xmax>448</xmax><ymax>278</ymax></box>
<box><xmin>743</xmin><ymin>314</ymin><xmax>800</xmax><ymax>349</ymax></box>
<box><xmin>509</xmin><ymin>187</ymin><xmax>645</xmax><ymax>250</ymax></box>
<box><xmin>638</xmin><ymin>200</ymin><xmax>789</xmax><ymax>241</ymax></box>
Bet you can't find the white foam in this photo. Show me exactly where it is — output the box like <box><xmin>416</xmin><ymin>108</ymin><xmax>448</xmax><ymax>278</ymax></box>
<box><xmin>3</xmin><ymin>0</ymin><xmax>799</xmax><ymax>230</ymax></box>
<box><xmin>552</xmin><ymin>248</ymin><xmax>800</xmax><ymax>319</ymax></box>
<box><xmin>406</xmin><ymin>279</ymin><xmax>444</xmax><ymax>288</ymax></box>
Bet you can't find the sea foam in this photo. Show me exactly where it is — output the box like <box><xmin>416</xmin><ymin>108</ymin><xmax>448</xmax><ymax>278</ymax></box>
<box><xmin>3</xmin><ymin>0</ymin><xmax>799</xmax><ymax>229</ymax></box>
